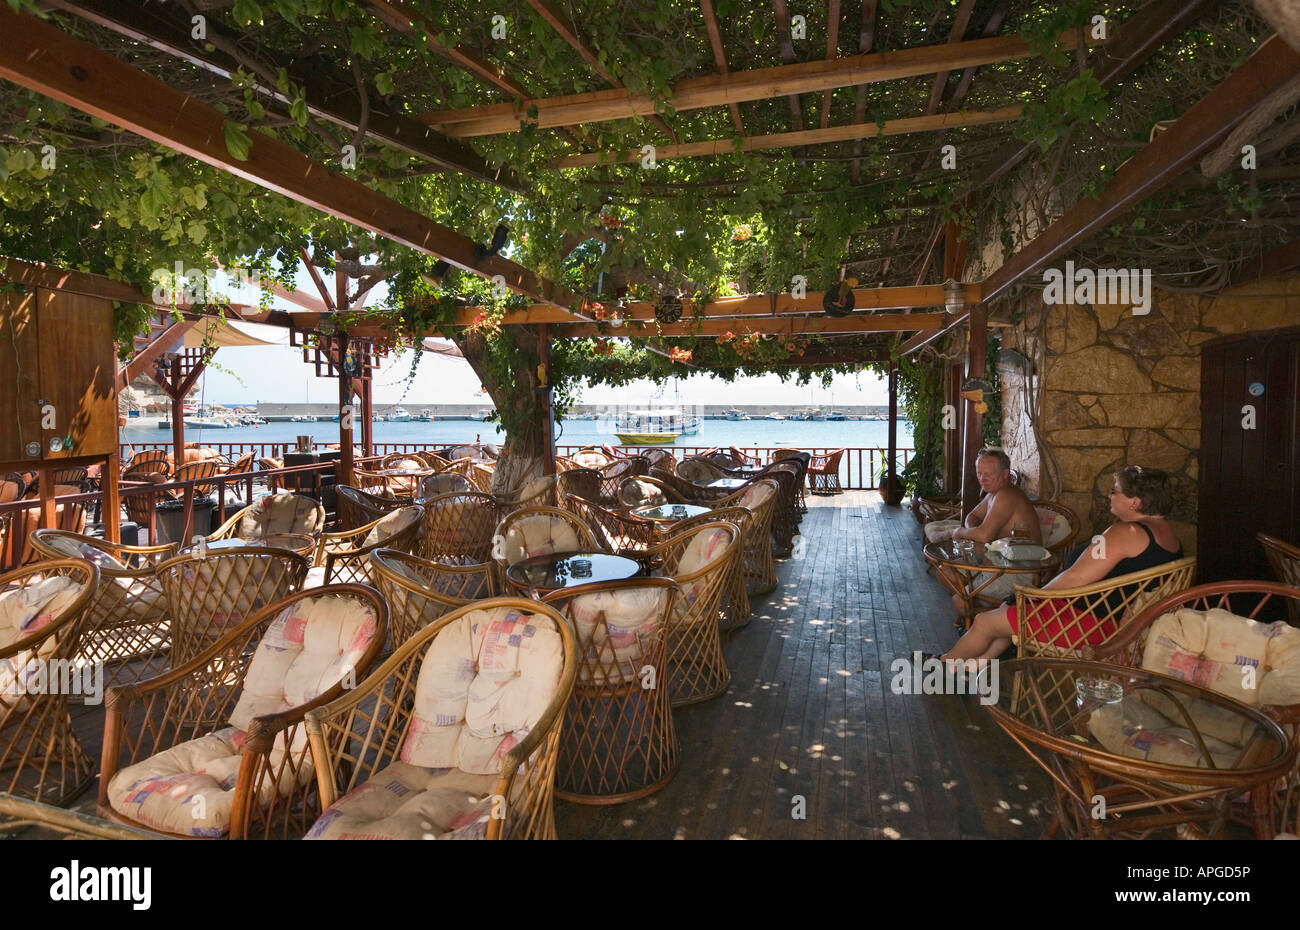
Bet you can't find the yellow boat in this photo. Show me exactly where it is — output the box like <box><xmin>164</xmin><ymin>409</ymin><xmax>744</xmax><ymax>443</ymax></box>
<box><xmin>614</xmin><ymin>409</ymin><xmax>682</xmax><ymax>445</ymax></box>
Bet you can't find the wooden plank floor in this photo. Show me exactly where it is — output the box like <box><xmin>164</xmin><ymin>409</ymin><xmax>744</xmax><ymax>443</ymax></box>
<box><xmin>56</xmin><ymin>491</ymin><xmax>1052</xmax><ymax>837</ymax></box>
<box><xmin>555</xmin><ymin>491</ymin><xmax>1052</xmax><ymax>840</ymax></box>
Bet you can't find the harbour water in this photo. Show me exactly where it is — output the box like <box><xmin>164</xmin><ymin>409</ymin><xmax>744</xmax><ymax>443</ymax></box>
<box><xmin>121</xmin><ymin>416</ymin><xmax>914</xmax><ymax>450</ymax></box>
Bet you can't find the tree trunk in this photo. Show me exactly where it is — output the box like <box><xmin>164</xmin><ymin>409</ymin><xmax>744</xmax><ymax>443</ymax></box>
<box><xmin>454</xmin><ymin>325</ymin><xmax>548</xmax><ymax>495</ymax></box>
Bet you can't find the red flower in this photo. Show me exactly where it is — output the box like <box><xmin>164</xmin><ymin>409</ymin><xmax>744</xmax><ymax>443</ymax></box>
<box><xmin>669</xmin><ymin>347</ymin><xmax>692</xmax><ymax>363</ymax></box>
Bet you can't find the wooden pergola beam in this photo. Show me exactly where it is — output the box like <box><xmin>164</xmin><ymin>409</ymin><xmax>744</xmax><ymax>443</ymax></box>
<box><xmin>848</xmin><ymin>0</ymin><xmax>878</xmax><ymax>183</ymax></box>
<box><xmin>819</xmin><ymin>0</ymin><xmax>841</xmax><ymax>129</ymax></box>
<box><xmin>420</xmin><ymin>30</ymin><xmax>1101</xmax><ymax>137</ymax></box>
<box><xmin>700</xmin><ymin>0</ymin><xmax>744</xmax><ymax>134</ymax></box>
<box><xmin>557</xmin><ymin>105</ymin><xmax>1022</xmax><ymax>167</ymax></box>
<box><xmin>555</xmin><ymin>312</ymin><xmax>946</xmax><ymax>339</ymax></box>
<box><xmin>524</xmin><ymin>0</ymin><xmax>677</xmax><ymax>142</ymax></box>
<box><xmin>47</xmin><ymin>0</ymin><xmax>523</xmax><ymax>193</ymax></box>
<box><xmin>0</xmin><ymin>7</ymin><xmax>587</xmax><ymax>317</ymax></box>
<box><xmin>772</xmin><ymin>0</ymin><xmax>804</xmax><ymax>132</ymax></box>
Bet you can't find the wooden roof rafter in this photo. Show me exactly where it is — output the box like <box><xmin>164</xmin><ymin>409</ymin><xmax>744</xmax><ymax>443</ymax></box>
<box><xmin>699</xmin><ymin>0</ymin><xmax>744</xmax><ymax>134</ymax></box>
<box><xmin>44</xmin><ymin>0</ymin><xmax>524</xmax><ymax>193</ymax></box>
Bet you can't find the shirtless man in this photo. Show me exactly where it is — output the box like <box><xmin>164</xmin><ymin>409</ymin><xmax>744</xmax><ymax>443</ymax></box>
<box><xmin>937</xmin><ymin>448</ymin><xmax>1042</xmax><ymax>616</ymax></box>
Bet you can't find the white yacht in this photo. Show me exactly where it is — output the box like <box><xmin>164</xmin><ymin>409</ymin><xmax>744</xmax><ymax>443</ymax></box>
<box><xmin>389</xmin><ymin>407</ymin><xmax>411</xmax><ymax>422</ymax></box>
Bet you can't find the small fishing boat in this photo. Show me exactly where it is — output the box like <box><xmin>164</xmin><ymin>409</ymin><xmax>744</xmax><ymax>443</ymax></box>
<box><xmin>724</xmin><ymin>407</ymin><xmax>749</xmax><ymax>421</ymax></box>
<box><xmin>389</xmin><ymin>407</ymin><xmax>411</xmax><ymax>422</ymax></box>
<box><xmin>614</xmin><ymin>409</ymin><xmax>683</xmax><ymax>445</ymax></box>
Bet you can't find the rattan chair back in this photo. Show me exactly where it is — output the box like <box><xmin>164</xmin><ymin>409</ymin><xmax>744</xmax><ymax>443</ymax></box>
<box><xmin>335</xmin><ymin>484</ymin><xmax>410</xmax><ymax>529</ymax></box>
<box><xmin>0</xmin><ymin>558</ymin><xmax>99</xmax><ymax>805</ymax></box>
<box><xmin>417</xmin><ymin>472</ymin><xmax>474</xmax><ymax>498</ymax></box>
<box><xmin>563</xmin><ymin>495</ymin><xmax>657</xmax><ymax>556</ymax></box>
<box><xmin>370</xmin><ymin>548</ymin><xmax>499</xmax><ymax>648</ymax></box>
<box><xmin>557</xmin><ymin>468</ymin><xmax>602</xmax><ymax>506</ymax></box>
<box><xmin>420</xmin><ymin>491</ymin><xmax>500</xmax><ymax>563</ymax></box>
<box><xmin>1259</xmin><ymin>533</ymin><xmax>1300</xmax><ymax>624</ymax></box>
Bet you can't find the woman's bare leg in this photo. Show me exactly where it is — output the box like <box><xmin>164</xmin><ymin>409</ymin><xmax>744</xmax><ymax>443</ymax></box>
<box><xmin>941</xmin><ymin>605</ymin><xmax>1014</xmax><ymax>662</ymax></box>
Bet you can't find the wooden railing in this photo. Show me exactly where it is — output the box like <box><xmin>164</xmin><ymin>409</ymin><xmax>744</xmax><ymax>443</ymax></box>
<box><xmin>557</xmin><ymin>444</ymin><xmax>912</xmax><ymax>490</ymax></box>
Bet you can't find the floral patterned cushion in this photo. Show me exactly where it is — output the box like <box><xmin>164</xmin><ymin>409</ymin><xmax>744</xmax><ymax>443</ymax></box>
<box><xmin>739</xmin><ymin>481</ymin><xmax>774</xmax><ymax>509</ymax></box>
<box><xmin>1035</xmin><ymin>507</ymin><xmax>1073</xmax><ymax>548</ymax></box>
<box><xmin>40</xmin><ymin>534</ymin><xmax>126</xmax><ymax>571</ymax></box>
<box><xmin>0</xmin><ymin>576</ymin><xmax>85</xmax><ymax>695</ymax></box>
<box><xmin>305</xmin><ymin>762</ymin><xmax>498</xmax><ymax>840</ymax></box>
<box><xmin>401</xmin><ymin>607</ymin><xmax>564</xmax><ymax>775</ymax></box>
<box><xmin>361</xmin><ymin>506</ymin><xmax>421</xmax><ymax>548</ymax></box>
<box><xmin>239</xmin><ymin>493</ymin><xmax>325</xmax><ymax>539</ymax></box>
<box><xmin>502</xmin><ymin>516</ymin><xmax>581</xmax><ymax>566</ymax></box>
<box><xmin>1086</xmin><ymin>698</ymin><xmax>1241</xmax><ymax>771</ymax></box>
<box><xmin>418</xmin><ymin>474</ymin><xmax>472</xmax><ymax>497</ymax></box>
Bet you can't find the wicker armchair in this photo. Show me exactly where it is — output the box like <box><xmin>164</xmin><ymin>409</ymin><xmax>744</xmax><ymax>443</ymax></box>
<box><xmin>420</xmin><ymin>491</ymin><xmax>500</xmax><ymax>563</ymax></box>
<box><xmin>1034</xmin><ymin>500</ymin><xmax>1081</xmax><ymax>558</ymax></box>
<box><xmin>303</xmin><ymin>597</ymin><xmax>577</xmax><ymax>839</ymax></box>
<box><xmin>28</xmin><ymin>530</ymin><xmax>177</xmax><ymax>690</ymax></box>
<box><xmin>557</xmin><ymin>468</ymin><xmax>602</xmax><ymax>507</ymax></box>
<box><xmin>124</xmin><ymin>449</ymin><xmax>170</xmax><ymax>476</ymax></box>
<box><xmin>1011</xmin><ymin>557</ymin><xmax>1197</xmax><ymax>659</ymax></box>
<box><xmin>806</xmin><ymin>449</ymin><xmax>846</xmax><ymax>495</ymax></box>
<box><xmin>563</xmin><ymin>495</ymin><xmax>658</xmax><ymax>557</ymax></box>
<box><xmin>0</xmin><ymin>559</ymin><xmax>99</xmax><ymax>805</ymax></box>
<box><xmin>98</xmin><ymin>585</ymin><xmax>387</xmax><ymax>839</ymax></box>
<box><xmin>646</xmin><ymin>523</ymin><xmax>739</xmax><ymax>705</ymax></box>
<box><xmin>677</xmin><ymin>458</ymin><xmax>729</xmax><ymax>484</ymax></box>
<box><xmin>714</xmin><ymin>479</ymin><xmax>779</xmax><ymax>595</ymax></box>
<box><xmin>414</xmin><ymin>472</ymin><xmax>473</xmax><ymax>499</ymax></box>
<box><xmin>571</xmin><ymin>447</ymin><xmax>611</xmax><ymax>469</ymax></box>
<box><xmin>312</xmin><ymin>506</ymin><xmax>422</xmax><ymax>587</ymax></box>
<box><xmin>642</xmin><ymin>449</ymin><xmax>676</xmax><ymax>474</ymax></box>
<box><xmin>494</xmin><ymin>474</ymin><xmax>557</xmax><ymax>511</ymax></box>
<box><xmin>670</xmin><ymin>507</ymin><xmax>752</xmax><ymax>631</ymax></box>
<box><xmin>414</xmin><ymin>451</ymin><xmax>451</xmax><ymax>470</ymax></box>
<box><xmin>370</xmin><ymin>548</ymin><xmax>498</xmax><ymax>649</ymax></box>
<box><xmin>1092</xmin><ymin>581</ymin><xmax>1300</xmax><ymax>839</ymax></box>
<box><xmin>121</xmin><ymin>459</ymin><xmax>169</xmax><ymax>483</ymax></box>
<box><xmin>493</xmin><ymin>506</ymin><xmax>599</xmax><ymax>586</ymax></box>
<box><xmin>157</xmin><ymin>548</ymin><xmax>309</xmax><ymax>668</ymax></box>
<box><xmin>754</xmin><ymin>463</ymin><xmax>800</xmax><ymax>556</ymax></box>
<box><xmin>335</xmin><ymin>485</ymin><xmax>411</xmax><ymax>530</ymax></box>
<box><xmin>542</xmin><ymin>579</ymin><xmax>681</xmax><ymax>803</ymax></box>
<box><xmin>647</xmin><ymin>467</ymin><xmax>725</xmax><ymax>505</ymax></box>
<box><xmin>167</xmin><ymin>460</ymin><xmax>223</xmax><ymax>498</ymax></box>
<box><xmin>1259</xmin><ymin>533</ymin><xmax>1300</xmax><ymax>624</ymax></box>
<box><xmin>617</xmin><ymin>475</ymin><xmax>687</xmax><ymax>508</ymax></box>
<box><xmin>351</xmin><ymin>467</ymin><xmax>397</xmax><ymax>496</ymax></box>
<box><xmin>208</xmin><ymin>492</ymin><xmax>326</xmax><ymax>543</ymax></box>
<box><xmin>380</xmin><ymin>452</ymin><xmax>425</xmax><ymax>471</ymax></box>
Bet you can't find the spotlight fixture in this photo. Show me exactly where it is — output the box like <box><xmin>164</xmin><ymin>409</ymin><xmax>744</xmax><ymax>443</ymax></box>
<box><xmin>655</xmin><ymin>293</ymin><xmax>683</xmax><ymax>324</ymax></box>
<box><xmin>942</xmin><ymin>278</ymin><xmax>966</xmax><ymax>313</ymax></box>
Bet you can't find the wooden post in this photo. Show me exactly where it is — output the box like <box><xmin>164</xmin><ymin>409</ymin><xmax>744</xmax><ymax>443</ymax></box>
<box><xmin>337</xmin><ymin>335</ymin><xmax>354</xmax><ymax>485</ymax></box>
<box><xmin>37</xmin><ymin>464</ymin><xmax>55</xmax><ymax>530</ymax></box>
<box><xmin>539</xmin><ymin>323</ymin><xmax>556</xmax><ymax>476</ymax></box>
<box><xmin>886</xmin><ymin>364</ymin><xmax>898</xmax><ymax>499</ymax></box>
<box><xmin>103</xmin><ymin>453</ymin><xmax>121</xmax><ymax>544</ymax></box>
<box><xmin>360</xmin><ymin>376</ymin><xmax>374</xmax><ymax>458</ymax></box>
<box><xmin>944</xmin><ymin>361</ymin><xmax>963</xmax><ymax>494</ymax></box>
<box><xmin>960</xmin><ymin>303</ymin><xmax>987</xmax><ymax>516</ymax></box>
<box><xmin>169</xmin><ymin>356</ymin><xmax>185</xmax><ymax>465</ymax></box>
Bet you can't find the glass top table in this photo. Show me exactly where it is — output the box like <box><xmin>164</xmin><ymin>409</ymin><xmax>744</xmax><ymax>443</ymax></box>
<box><xmin>977</xmin><ymin>658</ymin><xmax>1295</xmax><ymax>839</ymax></box>
<box><xmin>705</xmin><ymin>477</ymin><xmax>750</xmax><ymax>490</ymax></box>
<box><xmin>505</xmin><ymin>551</ymin><xmax>642</xmax><ymax>595</ymax></box>
<box><xmin>924</xmin><ymin>538</ymin><xmax>1057</xmax><ymax>572</ymax></box>
<box><xmin>181</xmin><ymin>534</ymin><xmax>316</xmax><ymax>557</ymax></box>
<box><xmin>633</xmin><ymin>504</ymin><xmax>712</xmax><ymax>523</ymax></box>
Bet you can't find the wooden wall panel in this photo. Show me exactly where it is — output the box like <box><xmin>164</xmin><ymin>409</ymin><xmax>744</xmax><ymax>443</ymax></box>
<box><xmin>0</xmin><ymin>289</ymin><xmax>43</xmax><ymax>465</ymax></box>
<box><xmin>34</xmin><ymin>287</ymin><xmax>117</xmax><ymax>459</ymax></box>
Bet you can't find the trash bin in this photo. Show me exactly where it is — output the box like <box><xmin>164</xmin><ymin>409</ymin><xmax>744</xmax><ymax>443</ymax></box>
<box><xmin>154</xmin><ymin>497</ymin><xmax>216</xmax><ymax>546</ymax></box>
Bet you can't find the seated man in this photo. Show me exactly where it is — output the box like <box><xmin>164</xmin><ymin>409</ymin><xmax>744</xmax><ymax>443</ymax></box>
<box><xmin>935</xmin><ymin>448</ymin><xmax>1042</xmax><ymax>617</ymax></box>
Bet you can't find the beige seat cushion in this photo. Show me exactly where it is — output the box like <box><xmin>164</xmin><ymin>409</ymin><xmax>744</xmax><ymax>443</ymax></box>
<box><xmin>361</xmin><ymin>506</ymin><xmax>421</xmax><ymax>548</ymax></box>
<box><xmin>676</xmin><ymin>527</ymin><xmax>731</xmax><ymax>606</ymax></box>
<box><xmin>239</xmin><ymin>493</ymin><xmax>324</xmax><ymax>539</ymax></box>
<box><xmin>738</xmin><ymin>482</ymin><xmax>773</xmax><ymax>509</ymax></box>
<box><xmin>503</xmin><ymin>516</ymin><xmax>581</xmax><ymax>565</ymax></box>
<box><xmin>305</xmin><ymin>762</ymin><xmax>498</xmax><ymax>840</ymax></box>
<box><xmin>401</xmin><ymin>606</ymin><xmax>564</xmax><ymax>775</ymax></box>
<box><xmin>0</xmin><ymin>576</ymin><xmax>84</xmax><ymax>694</ymax></box>
<box><xmin>1035</xmin><ymin>507</ymin><xmax>1073</xmax><ymax>548</ymax></box>
<box><xmin>1087</xmin><ymin>698</ymin><xmax>1242</xmax><ymax>771</ymax></box>
<box><xmin>39</xmin><ymin>534</ymin><xmax>127</xmax><ymax>571</ymax></box>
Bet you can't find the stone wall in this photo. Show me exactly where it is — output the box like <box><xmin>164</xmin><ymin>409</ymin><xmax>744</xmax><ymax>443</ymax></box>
<box><xmin>997</xmin><ymin>272</ymin><xmax>1300</xmax><ymax>553</ymax></box>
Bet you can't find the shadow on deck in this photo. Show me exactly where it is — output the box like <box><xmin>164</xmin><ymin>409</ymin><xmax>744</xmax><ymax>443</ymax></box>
<box><xmin>554</xmin><ymin>491</ymin><xmax>1052</xmax><ymax>839</ymax></box>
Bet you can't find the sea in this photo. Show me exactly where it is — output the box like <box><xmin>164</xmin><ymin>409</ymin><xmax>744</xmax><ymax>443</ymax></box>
<box><xmin>120</xmin><ymin>416</ymin><xmax>914</xmax><ymax>451</ymax></box>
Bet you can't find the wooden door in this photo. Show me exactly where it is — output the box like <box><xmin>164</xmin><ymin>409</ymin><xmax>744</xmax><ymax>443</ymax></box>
<box><xmin>35</xmin><ymin>287</ymin><xmax>117</xmax><ymax>459</ymax></box>
<box><xmin>0</xmin><ymin>289</ymin><xmax>43</xmax><ymax>465</ymax></box>
<box><xmin>1198</xmin><ymin>326</ymin><xmax>1300</xmax><ymax>584</ymax></box>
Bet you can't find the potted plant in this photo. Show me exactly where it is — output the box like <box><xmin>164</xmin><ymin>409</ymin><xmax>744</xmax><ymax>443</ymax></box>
<box><xmin>876</xmin><ymin>462</ymin><xmax>906</xmax><ymax>505</ymax></box>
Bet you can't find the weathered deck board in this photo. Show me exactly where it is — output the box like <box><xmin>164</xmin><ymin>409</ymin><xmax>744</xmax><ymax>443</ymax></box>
<box><xmin>555</xmin><ymin>491</ymin><xmax>1051</xmax><ymax>839</ymax></box>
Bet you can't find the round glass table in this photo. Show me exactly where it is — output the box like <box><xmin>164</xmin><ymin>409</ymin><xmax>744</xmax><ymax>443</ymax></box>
<box><xmin>978</xmin><ymin>658</ymin><xmax>1295</xmax><ymax>839</ymax></box>
<box><xmin>705</xmin><ymin>477</ymin><xmax>750</xmax><ymax>491</ymax></box>
<box><xmin>505</xmin><ymin>551</ymin><xmax>642</xmax><ymax>595</ymax></box>
<box><xmin>633</xmin><ymin>504</ymin><xmax>712</xmax><ymax>524</ymax></box>
<box><xmin>181</xmin><ymin>534</ymin><xmax>317</xmax><ymax>558</ymax></box>
<box><xmin>924</xmin><ymin>538</ymin><xmax>1059</xmax><ymax>629</ymax></box>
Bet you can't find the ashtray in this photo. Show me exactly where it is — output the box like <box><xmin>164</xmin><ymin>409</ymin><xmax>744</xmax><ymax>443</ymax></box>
<box><xmin>569</xmin><ymin>558</ymin><xmax>593</xmax><ymax>578</ymax></box>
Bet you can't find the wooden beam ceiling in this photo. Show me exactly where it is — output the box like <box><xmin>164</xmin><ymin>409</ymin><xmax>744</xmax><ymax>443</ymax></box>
<box><xmin>555</xmin><ymin>105</ymin><xmax>1022</xmax><ymax>167</ymax></box>
<box><xmin>419</xmin><ymin>30</ymin><xmax>1102</xmax><ymax>137</ymax></box>
<box><xmin>524</xmin><ymin>0</ymin><xmax>677</xmax><ymax>142</ymax></box>
<box><xmin>554</xmin><ymin>312</ymin><xmax>947</xmax><ymax>339</ymax></box>
<box><xmin>45</xmin><ymin>0</ymin><xmax>522</xmax><ymax>193</ymax></box>
<box><xmin>700</xmin><ymin>0</ymin><xmax>744</xmax><ymax>134</ymax></box>
<box><xmin>0</xmin><ymin>6</ymin><xmax>587</xmax><ymax>317</ymax></box>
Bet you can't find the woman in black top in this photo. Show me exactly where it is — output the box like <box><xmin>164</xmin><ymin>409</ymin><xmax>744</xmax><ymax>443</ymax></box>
<box><xmin>938</xmin><ymin>465</ymin><xmax>1185</xmax><ymax>664</ymax></box>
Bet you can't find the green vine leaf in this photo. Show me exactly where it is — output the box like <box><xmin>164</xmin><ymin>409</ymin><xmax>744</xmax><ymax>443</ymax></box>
<box><xmin>223</xmin><ymin>121</ymin><xmax>253</xmax><ymax>161</ymax></box>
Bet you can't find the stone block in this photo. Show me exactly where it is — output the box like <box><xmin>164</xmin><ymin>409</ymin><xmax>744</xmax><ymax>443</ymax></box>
<box><xmin>1096</xmin><ymin>392</ymin><xmax>1199</xmax><ymax>429</ymax></box>
<box><xmin>1044</xmin><ymin>391</ymin><xmax>1097</xmax><ymax>430</ymax></box>
<box><xmin>1169</xmin><ymin>520</ymin><xmax>1198</xmax><ymax>557</ymax></box>
<box><xmin>1053</xmin><ymin>447</ymin><xmax>1124</xmax><ymax>495</ymax></box>
<box><xmin>1045</xmin><ymin>306</ymin><xmax>1100</xmax><ymax>354</ymax></box>
<box><xmin>1150</xmin><ymin>356</ymin><xmax>1201</xmax><ymax>391</ymax></box>
<box><xmin>1201</xmin><ymin>298</ymin><xmax>1298</xmax><ymax>334</ymax></box>
<box><xmin>1165</xmin><ymin>428</ymin><xmax>1200</xmax><ymax>449</ymax></box>
<box><xmin>1127</xmin><ymin>429</ymin><xmax>1190</xmax><ymax>472</ymax></box>
<box><xmin>1093</xmin><ymin>302</ymin><xmax>1129</xmax><ymax>331</ymax></box>
<box><xmin>1049</xmin><ymin>345</ymin><xmax>1152</xmax><ymax>394</ymax></box>
<box><xmin>1114</xmin><ymin>317</ymin><xmax>1190</xmax><ymax>357</ymax></box>
<box><xmin>1047</xmin><ymin>427</ymin><xmax>1125</xmax><ymax>446</ymax></box>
